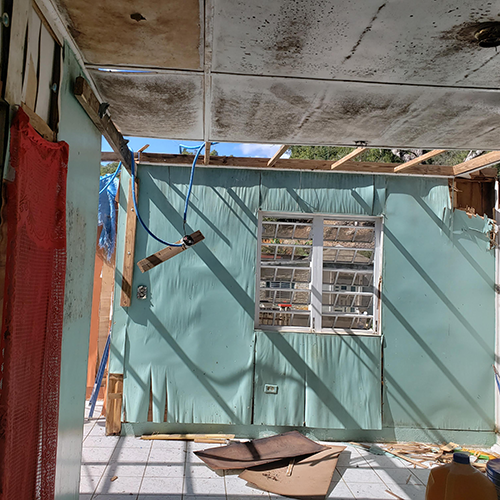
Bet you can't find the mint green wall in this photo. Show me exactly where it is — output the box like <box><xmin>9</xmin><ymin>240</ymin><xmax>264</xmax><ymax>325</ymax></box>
<box><xmin>54</xmin><ymin>45</ymin><xmax>100</xmax><ymax>500</ymax></box>
<box><xmin>110</xmin><ymin>166</ymin><xmax>495</xmax><ymax>444</ymax></box>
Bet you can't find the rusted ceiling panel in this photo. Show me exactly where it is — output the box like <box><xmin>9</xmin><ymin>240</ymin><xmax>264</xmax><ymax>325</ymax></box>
<box><xmin>212</xmin><ymin>0</ymin><xmax>500</xmax><ymax>88</ymax></box>
<box><xmin>210</xmin><ymin>74</ymin><xmax>500</xmax><ymax>149</ymax></box>
<box><xmin>56</xmin><ymin>0</ymin><xmax>202</xmax><ymax>69</ymax></box>
<box><xmin>89</xmin><ymin>70</ymin><xmax>204</xmax><ymax>140</ymax></box>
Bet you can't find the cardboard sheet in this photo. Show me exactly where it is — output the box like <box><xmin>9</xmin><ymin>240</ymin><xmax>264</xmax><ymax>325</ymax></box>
<box><xmin>239</xmin><ymin>445</ymin><xmax>345</xmax><ymax>500</ymax></box>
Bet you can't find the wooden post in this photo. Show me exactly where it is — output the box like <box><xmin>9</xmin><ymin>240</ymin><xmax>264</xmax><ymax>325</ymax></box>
<box><xmin>120</xmin><ymin>177</ymin><xmax>138</xmax><ymax>307</ymax></box>
<box><xmin>106</xmin><ymin>373</ymin><xmax>123</xmax><ymax>435</ymax></box>
<box><xmin>204</xmin><ymin>141</ymin><xmax>211</xmax><ymax>165</ymax></box>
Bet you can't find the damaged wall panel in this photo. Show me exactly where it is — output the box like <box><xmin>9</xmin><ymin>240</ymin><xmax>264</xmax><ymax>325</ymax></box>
<box><xmin>110</xmin><ymin>167</ymin><xmax>495</xmax><ymax>442</ymax></box>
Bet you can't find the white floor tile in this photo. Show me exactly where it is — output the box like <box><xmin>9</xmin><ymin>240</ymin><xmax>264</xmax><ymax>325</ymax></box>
<box><xmin>95</xmin><ymin>475</ymin><xmax>142</xmax><ymax>495</ymax></box>
<box><xmin>338</xmin><ymin>466</ymin><xmax>386</xmax><ymax>484</ymax></box>
<box><xmin>144</xmin><ymin>464</ymin><xmax>186</xmax><ymax>478</ymax></box>
<box><xmin>149</xmin><ymin>447</ymin><xmax>186</xmax><ymax>463</ymax></box>
<box><xmin>346</xmin><ymin>483</ymin><xmax>395</xmax><ymax>499</ymax></box>
<box><xmin>186</xmin><ymin>463</ymin><xmax>225</xmax><ymax>479</ymax></box>
<box><xmin>374</xmin><ymin>468</ymin><xmax>422</xmax><ymax>486</ymax></box>
<box><xmin>79</xmin><ymin>475</ymin><xmax>101</xmax><ymax>494</ymax></box>
<box><xmin>338</xmin><ymin>451</ymin><xmax>371</xmax><ymax>468</ymax></box>
<box><xmin>81</xmin><ymin>446</ymin><xmax>116</xmax><ymax>464</ymax></box>
<box><xmin>110</xmin><ymin>446</ymin><xmax>151</xmax><ymax>463</ymax></box>
<box><xmin>83</xmin><ymin>436</ymin><xmax>120</xmax><ymax>448</ymax></box>
<box><xmin>410</xmin><ymin>468</ymin><xmax>430</xmax><ymax>486</ymax></box>
<box><xmin>120</xmin><ymin>436</ymin><xmax>155</xmax><ymax>448</ymax></box>
<box><xmin>79</xmin><ymin>495</ymin><xmax>93</xmax><ymax>500</ymax></box>
<box><xmin>363</xmin><ymin>455</ymin><xmax>408</xmax><ymax>469</ymax></box>
<box><xmin>386</xmin><ymin>483</ymin><xmax>426</xmax><ymax>500</ymax></box>
<box><xmin>93</xmin><ymin>495</ymin><xmax>139</xmax><ymax>500</ymax></box>
<box><xmin>185</xmin><ymin>496</ymin><xmax>226</xmax><ymax>500</ymax></box>
<box><xmin>138</xmin><ymin>495</ymin><xmax>182</xmax><ymax>500</ymax></box>
<box><xmin>327</xmin><ymin>480</ymin><xmax>356</xmax><ymax>499</ymax></box>
<box><xmin>184</xmin><ymin>477</ymin><xmax>226</xmax><ymax>495</ymax></box>
<box><xmin>80</xmin><ymin>464</ymin><xmax>107</xmax><ymax>477</ymax></box>
<box><xmin>140</xmin><ymin>476</ymin><xmax>184</xmax><ymax>495</ymax></box>
<box><xmin>104</xmin><ymin>462</ymin><xmax>147</xmax><ymax>477</ymax></box>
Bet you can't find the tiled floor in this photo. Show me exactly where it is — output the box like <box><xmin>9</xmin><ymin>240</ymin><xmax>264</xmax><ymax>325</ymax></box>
<box><xmin>81</xmin><ymin>403</ymin><xmax>427</xmax><ymax>500</ymax></box>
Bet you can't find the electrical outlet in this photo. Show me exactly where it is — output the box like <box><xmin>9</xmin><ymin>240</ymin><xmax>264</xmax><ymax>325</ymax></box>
<box><xmin>264</xmin><ymin>384</ymin><xmax>278</xmax><ymax>394</ymax></box>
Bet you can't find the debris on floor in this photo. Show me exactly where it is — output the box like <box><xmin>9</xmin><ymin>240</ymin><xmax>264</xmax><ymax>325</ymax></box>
<box><xmin>194</xmin><ymin>431</ymin><xmax>344</xmax><ymax>499</ymax></box>
<box><xmin>351</xmin><ymin>441</ymin><xmax>500</xmax><ymax>471</ymax></box>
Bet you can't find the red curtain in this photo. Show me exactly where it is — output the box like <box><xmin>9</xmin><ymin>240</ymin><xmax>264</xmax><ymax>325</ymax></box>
<box><xmin>0</xmin><ymin>108</ymin><xmax>69</xmax><ymax>500</ymax></box>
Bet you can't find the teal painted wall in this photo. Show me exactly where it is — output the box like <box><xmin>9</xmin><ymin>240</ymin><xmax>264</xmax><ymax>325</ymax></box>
<box><xmin>110</xmin><ymin>166</ymin><xmax>495</xmax><ymax>444</ymax></box>
<box><xmin>54</xmin><ymin>45</ymin><xmax>101</xmax><ymax>500</ymax></box>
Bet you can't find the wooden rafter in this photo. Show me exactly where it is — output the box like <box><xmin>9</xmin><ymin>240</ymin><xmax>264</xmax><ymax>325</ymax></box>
<box><xmin>102</xmin><ymin>151</ymin><xmax>459</xmax><ymax>177</ymax></box>
<box><xmin>74</xmin><ymin>76</ymin><xmax>133</xmax><ymax>173</ymax></box>
<box><xmin>393</xmin><ymin>150</ymin><xmax>446</xmax><ymax>173</ymax></box>
<box><xmin>453</xmin><ymin>151</ymin><xmax>500</xmax><ymax>176</ymax></box>
<box><xmin>267</xmin><ymin>145</ymin><xmax>290</xmax><ymax>167</ymax></box>
<box><xmin>331</xmin><ymin>147</ymin><xmax>367</xmax><ymax>169</ymax></box>
<box><xmin>204</xmin><ymin>141</ymin><xmax>211</xmax><ymax>165</ymax></box>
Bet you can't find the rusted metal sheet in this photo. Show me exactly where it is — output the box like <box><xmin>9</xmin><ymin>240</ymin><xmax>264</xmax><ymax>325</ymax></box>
<box><xmin>54</xmin><ymin>0</ymin><xmax>202</xmax><ymax>69</ymax></box>
<box><xmin>194</xmin><ymin>431</ymin><xmax>328</xmax><ymax>470</ymax></box>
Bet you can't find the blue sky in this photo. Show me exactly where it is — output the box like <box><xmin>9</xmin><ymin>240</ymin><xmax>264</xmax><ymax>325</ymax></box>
<box><xmin>102</xmin><ymin>137</ymin><xmax>290</xmax><ymax>159</ymax></box>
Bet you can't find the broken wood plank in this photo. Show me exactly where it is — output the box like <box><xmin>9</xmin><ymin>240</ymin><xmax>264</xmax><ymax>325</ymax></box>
<box><xmin>386</xmin><ymin>490</ymin><xmax>405</xmax><ymax>500</ymax></box>
<box><xmin>454</xmin><ymin>151</ymin><xmax>500</xmax><ymax>176</ymax></box>
<box><xmin>21</xmin><ymin>103</ymin><xmax>56</xmax><ymax>141</ymax></box>
<box><xmin>331</xmin><ymin>147</ymin><xmax>367</xmax><ymax>169</ymax></box>
<box><xmin>394</xmin><ymin>149</ymin><xmax>447</xmax><ymax>172</ymax></box>
<box><xmin>120</xmin><ymin>178</ymin><xmax>138</xmax><ymax>307</ymax></box>
<box><xmin>101</xmin><ymin>152</ymin><xmax>457</xmax><ymax>177</ymax></box>
<box><xmin>204</xmin><ymin>141</ymin><xmax>211</xmax><ymax>165</ymax></box>
<box><xmin>137</xmin><ymin>230</ymin><xmax>204</xmax><ymax>273</ymax></box>
<box><xmin>267</xmin><ymin>145</ymin><xmax>290</xmax><ymax>167</ymax></box>
<box><xmin>141</xmin><ymin>433</ymin><xmax>235</xmax><ymax>441</ymax></box>
<box><xmin>74</xmin><ymin>76</ymin><xmax>132</xmax><ymax>173</ymax></box>
<box><xmin>194</xmin><ymin>438</ymin><xmax>229</xmax><ymax>444</ymax></box>
<box><xmin>106</xmin><ymin>373</ymin><xmax>123</xmax><ymax>435</ymax></box>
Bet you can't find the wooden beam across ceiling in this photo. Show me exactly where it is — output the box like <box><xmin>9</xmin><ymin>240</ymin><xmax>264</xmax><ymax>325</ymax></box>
<box><xmin>104</xmin><ymin>151</ymin><xmax>459</xmax><ymax>177</ymax></box>
<box><xmin>74</xmin><ymin>76</ymin><xmax>133</xmax><ymax>173</ymax></box>
<box><xmin>453</xmin><ymin>151</ymin><xmax>500</xmax><ymax>176</ymax></box>
<box><xmin>393</xmin><ymin>150</ymin><xmax>447</xmax><ymax>172</ymax></box>
<box><xmin>331</xmin><ymin>147</ymin><xmax>367</xmax><ymax>169</ymax></box>
<box><xmin>267</xmin><ymin>145</ymin><xmax>290</xmax><ymax>167</ymax></box>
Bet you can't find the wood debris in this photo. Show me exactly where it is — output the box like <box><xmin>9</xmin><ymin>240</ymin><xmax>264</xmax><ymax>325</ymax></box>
<box><xmin>141</xmin><ymin>433</ymin><xmax>235</xmax><ymax>441</ymax></box>
<box><xmin>351</xmin><ymin>441</ymin><xmax>500</xmax><ymax>471</ymax></box>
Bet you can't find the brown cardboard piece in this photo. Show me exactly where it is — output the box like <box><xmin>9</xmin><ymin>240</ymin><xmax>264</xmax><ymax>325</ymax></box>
<box><xmin>239</xmin><ymin>445</ymin><xmax>346</xmax><ymax>500</ymax></box>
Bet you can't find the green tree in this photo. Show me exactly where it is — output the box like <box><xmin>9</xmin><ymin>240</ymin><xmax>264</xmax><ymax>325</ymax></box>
<box><xmin>100</xmin><ymin>161</ymin><xmax>120</xmax><ymax>176</ymax></box>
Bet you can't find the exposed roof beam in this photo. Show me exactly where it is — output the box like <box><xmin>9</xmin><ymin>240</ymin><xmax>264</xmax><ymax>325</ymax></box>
<box><xmin>75</xmin><ymin>76</ymin><xmax>132</xmax><ymax>173</ymax></box>
<box><xmin>393</xmin><ymin>149</ymin><xmax>446</xmax><ymax>172</ymax></box>
<box><xmin>267</xmin><ymin>145</ymin><xmax>290</xmax><ymax>167</ymax></box>
<box><xmin>331</xmin><ymin>147</ymin><xmax>367</xmax><ymax>169</ymax></box>
<box><xmin>453</xmin><ymin>151</ymin><xmax>500</xmax><ymax>176</ymax></box>
<box><xmin>102</xmin><ymin>151</ymin><xmax>457</xmax><ymax>177</ymax></box>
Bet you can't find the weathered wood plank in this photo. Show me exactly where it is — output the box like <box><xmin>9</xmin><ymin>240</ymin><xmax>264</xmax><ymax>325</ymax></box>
<box><xmin>331</xmin><ymin>147</ymin><xmax>367</xmax><ymax>169</ymax></box>
<box><xmin>74</xmin><ymin>76</ymin><xmax>132</xmax><ymax>173</ymax></box>
<box><xmin>394</xmin><ymin>150</ymin><xmax>447</xmax><ymax>172</ymax></box>
<box><xmin>106</xmin><ymin>373</ymin><xmax>123</xmax><ymax>435</ymax></box>
<box><xmin>137</xmin><ymin>230</ymin><xmax>205</xmax><ymax>273</ymax></box>
<box><xmin>101</xmin><ymin>152</ymin><xmax>456</xmax><ymax>177</ymax></box>
<box><xmin>120</xmin><ymin>178</ymin><xmax>138</xmax><ymax>307</ymax></box>
<box><xmin>267</xmin><ymin>145</ymin><xmax>290</xmax><ymax>167</ymax></box>
<box><xmin>454</xmin><ymin>151</ymin><xmax>500</xmax><ymax>176</ymax></box>
<box><xmin>204</xmin><ymin>141</ymin><xmax>211</xmax><ymax>165</ymax></box>
<box><xmin>21</xmin><ymin>102</ymin><xmax>56</xmax><ymax>141</ymax></box>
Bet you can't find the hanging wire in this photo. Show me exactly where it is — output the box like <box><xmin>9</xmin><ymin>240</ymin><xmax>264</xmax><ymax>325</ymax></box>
<box><xmin>99</xmin><ymin>161</ymin><xmax>122</xmax><ymax>194</ymax></box>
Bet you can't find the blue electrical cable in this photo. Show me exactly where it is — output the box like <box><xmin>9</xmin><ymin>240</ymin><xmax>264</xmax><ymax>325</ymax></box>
<box><xmin>99</xmin><ymin>161</ymin><xmax>122</xmax><ymax>194</ymax></box>
<box><xmin>131</xmin><ymin>151</ymin><xmax>183</xmax><ymax>247</ymax></box>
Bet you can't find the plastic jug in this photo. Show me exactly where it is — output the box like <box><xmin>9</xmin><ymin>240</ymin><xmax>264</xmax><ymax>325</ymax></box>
<box><xmin>425</xmin><ymin>452</ymin><xmax>497</xmax><ymax>500</ymax></box>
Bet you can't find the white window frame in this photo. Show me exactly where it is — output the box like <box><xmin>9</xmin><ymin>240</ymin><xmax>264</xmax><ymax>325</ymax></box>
<box><xmin>255</xmin><ymin>211</ymin><xmax>384</xmax><ymax>336</ymax></box>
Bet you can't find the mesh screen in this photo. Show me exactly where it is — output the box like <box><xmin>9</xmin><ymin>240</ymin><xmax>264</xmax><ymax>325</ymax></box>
<box><xmin>0</xmin><ymin>108</ymin><xmax>68</xmax><ymax>500</ymax></box>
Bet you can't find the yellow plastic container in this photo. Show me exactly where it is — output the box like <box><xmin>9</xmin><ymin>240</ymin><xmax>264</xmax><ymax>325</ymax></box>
<box><xmin>426</xmin><ymin>453</ymin><xmax>497</xmax><ymax>500</ymax></box>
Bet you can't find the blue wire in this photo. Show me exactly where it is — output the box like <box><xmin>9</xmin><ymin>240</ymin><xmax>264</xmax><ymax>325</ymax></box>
<box><xmin>131</xmin><ymin>151</ymin><xmax>183</xmax><ymax>247</ymax></box>
<box><xmin>99</xmin><ymin>161</ymin><xmax>122</xmax><ymax>194</ymax></box>
<box><xmin>183</xmin><ymin>144</ymin><xmax>204</xmax><ymax>224</ymax></box>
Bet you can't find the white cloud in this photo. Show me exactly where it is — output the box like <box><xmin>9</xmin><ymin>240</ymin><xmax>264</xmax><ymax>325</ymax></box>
<box><xmin>238</xmin><ymin>144</ymin><xmax>291</xmax><ymax>158</ymax></box>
